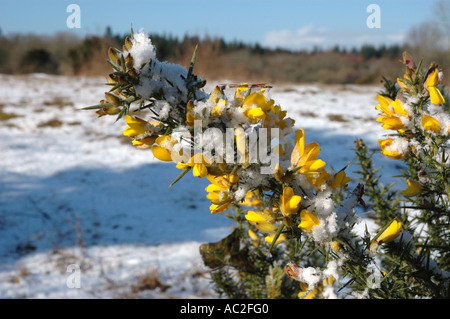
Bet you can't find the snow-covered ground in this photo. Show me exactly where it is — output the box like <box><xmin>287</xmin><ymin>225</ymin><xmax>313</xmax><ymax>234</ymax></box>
<box><xmin>0</xmin><ymin>74</ymin><xmax>397</xmax><ymax>298</ymax></box>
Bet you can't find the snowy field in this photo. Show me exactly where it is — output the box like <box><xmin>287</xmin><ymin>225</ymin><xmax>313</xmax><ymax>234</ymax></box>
<box><xmin>0</xmin><ymin>74</ymin><xmax>398</xmax><ymax>298</ymax></box>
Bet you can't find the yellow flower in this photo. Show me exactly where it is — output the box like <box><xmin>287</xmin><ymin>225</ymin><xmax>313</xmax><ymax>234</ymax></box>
<box><xmin>330</xmin><ymin>170</ymin><xmax>351</xmax><ymax>189</ymax></box>
<box><xmin>234</xmin><ymin>83</ymin><xmax>248</xmax><ymax>106</ymax></box>
<box><xmin>298</xmin><ymin>283</ymin><xmax>313</xmax><ymax>299</ymax></box>
<box><xmin>245</xmin><ymin>107</ymin><xmax>266</xmax><ymax>122</ymax></box>
<box><xmin>261</xmin><ymin>102</ymin><xmax>295</xmax><ymax>131</ymax></box>
<box><xmin>378</xmin><ymin>138</ymin><xmax>406</xmax><ymax>160</ymax></box>
<box><xmin>243</xmin><ymin>91</ymin><xmax>272</xmax><ymax>111</ymax></box>
<box><xmin>209</xmin><ymin>86</ymin><xmax>226</xmax><ymax>119</ymax></box>
<box><xmin>241</xmin><ymin>190</ymin><xmax>264</xmax><ymax>207</ymax></box>
<box><xmin>131</xmin><ymin>136</ymin><xmax>157</xmax><ymax>149</ymax></box>
<box><xmin>280</xmin><ymin>187</ymin><xmax>302</xmax><ymax>216</ymax></box>
<box><xmin>151</xmin><ymin>135</ymin><xmax>179</xmax><ymax>162</ymax></box>
<box><xmin>209</xmin><ymin>202</ymin><xmax>231</xmax><ymax>214</ymax></box>
<box><xmin>273</xmin><ymin>163</ymin><xmax>284</xmax><ymax>183</ymax></box>
<box><xmin>205</xmin><ymin>174</ymin><xmax>237</xmax><ymax>213</ymax></box>
<box><xmin>242</xmin><ymin>91</ymin><xmax>274</xmax><ymax>123</ymax></box>
<box><xmin>211</xmin><ymin>100</ymin><xmax>226</xmax><ymax>119</ymax></box>
<box><xmin>370</xmin><ymin>220</ymin><xmax>402</xmax><ymax>252</ymax></box>
<box><xmin>298</xmin><ymin>276</ymin><xmax>335</xmax><ymax>299</ymax></box>
<box><xmin>375</xmin><ymin>95</ymin><xmax>409</xmax><ymax>131</ymax></box>
<box><xmin>305</xmin><ymin>169</ymin><xmax>331</xmax><ymax>188</ymax></box>
<box><xmin>253</xmin><ymin>221</ymin><xmax>279</xmax><ymax>233</ymax></box>
<box><xmin>424</xmin><ymin>68</ymin><xmax>445</xmax><ymax>105</ymax></box>
<box><xmin>209</xmin><ymin>85</ymin><xmax>223</xmax><ymax>102</ymax></box>
<box><xmin>248</xmin><ymin>229</ymin><xmax>259</xmax><ymax>241</ymax></box>
<box><xmin>245</xmin><ymin>209</ymin><xmax>278</xmax><ymax>233</ymax></box>
<box><xmin>206</xmin><ymin>184</ymin><xmax>230</xmax><ymax>204</ymax></box>
<box><xmin>264</xmin><ymin>233</ymin><xmax>287</xmax><ymax>245</ymax></box>
<box><xmin>400</xmin><ymin>179</ymin><xmax>422</xmax><ymax>197</ymax></box>
<box><xmin>421</xmin><ymin>114</ymin><xmax>441</xmax><ymax>134</ymax></box>
<box><xmin>96</xmin><ymin>105</ymin><xmax>121</xmax><ymax>117</ymax></box>
<box><xmin>396</xmin><ymin>77</ymin><xmax>408</xmax><ymax>92</ymax></box>
<box><xmin>298</xmin><ymin>209</ymin><xmax>320</xmax><ymax>233</ymax></box>
<box><xmin>291</xmin><ymin>129</ymin><xmax>326</xmax><ymax>174</ymax></box>
<box><xmin>185</xmin><ymin>100</ymin><xmax>197</xmax><ymax>127</ymax></box>
<box><xmin>207</xmin><ymin>173</ymin><xmax>238</xmax><ymax>189</ymax></box>
<box><xmin>123</xmin><ymin>115</ymin><xmax>163</xmax><ymax>149</ymax></box>
<box><xmin>377</xmin><ymin>220</ymin><xmax>402</xmax><ymax>244</ymax></box>
<box><xmin>123</xmin><ymin>115</ymin><xmax>160</xmax><ymax>138</ymax></box>
<box><xmin>331</xmin><ymin>241</ymin><xmax>341</xmax><ymax>252</ymax></box>
<box><xmin>176</xmin><ymin>153</ymin><xmax>211</xmax><ymax>178</ymax></box>
<box><xmin>245</xmin><ymin>209</ymin><xmax>274</xmax><ymax>223</ymax></box>
<box><xmin>428</xmin><ymin>87</ymin><xmax>445</xmax><ymax>106</ymax></box>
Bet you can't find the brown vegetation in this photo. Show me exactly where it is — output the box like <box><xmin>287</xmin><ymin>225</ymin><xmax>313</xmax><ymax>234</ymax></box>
<box><xmin>0</xmin><ymin>28</ymin><xmax>448</xmax><ymax>85</ymax></box>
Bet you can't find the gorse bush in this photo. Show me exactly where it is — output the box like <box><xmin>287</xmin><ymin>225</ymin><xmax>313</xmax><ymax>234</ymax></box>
<box><xmin>85</xmin><ymin>29</ymin><xmax>449</xmax><ymax>299</ymax></box>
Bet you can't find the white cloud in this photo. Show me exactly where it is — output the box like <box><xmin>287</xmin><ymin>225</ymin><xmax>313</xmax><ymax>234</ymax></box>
<box><xmin>264</xmin><ymin>25</ymin><xmax>325</xmax><ymax>51</ymax></box>
<box><xmin>263</xmin><ymin>25</ymin><xmax>406</xmax><ymax>51</ymax></box>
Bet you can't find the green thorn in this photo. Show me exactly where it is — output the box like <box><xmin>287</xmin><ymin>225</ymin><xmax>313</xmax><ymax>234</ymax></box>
<box><xmin>169</xmin><ymin>167</ymin><xmax>192</xmax><ymax>188</ymax></box>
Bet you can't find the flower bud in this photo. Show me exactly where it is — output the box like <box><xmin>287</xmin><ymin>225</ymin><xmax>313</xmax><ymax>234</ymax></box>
<box><xmin>124</xmin><ymin>36</ymin><xmax>133</xmax><ymax>51</ymax></box>
<box><xmin>108</xmin><ymin>47</ymin><xmax>120</xmax><ymax>65</ymax></box>
<box><xmin>96</xmin><ymin>106</ymin><xmax>121</xmax><ymax>117</ymax></box>
<box><xmin>105</xmin><ymin>92</ymin><xmax>122</xmax><ymax>106</ymax></box>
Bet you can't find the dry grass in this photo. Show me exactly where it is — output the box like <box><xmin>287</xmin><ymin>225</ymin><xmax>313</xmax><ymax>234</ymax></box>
<box><xmin>38</xmin><ymin>119</ymin><xmax>63</xmax><ymax>128</ymax></box>
<box><xmin>0</xmin><ymin>106</ymin><xmax>20</xmax><ymax>121</ymax></box>
<box><xmin>131</xmin><ymin>268</ymin><xmax>171</xmax><ymax>294</ymax></box>
<box><xmin>43</xmin><ymin>97</ymin><xmax>74</xmax><ymax>108</ymax></box>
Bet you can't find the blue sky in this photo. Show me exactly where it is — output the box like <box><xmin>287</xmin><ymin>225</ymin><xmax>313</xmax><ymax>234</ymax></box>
<box><xmin>0</xmin><ymin>0</ymin><xmax>439</xmax><ymax>50</ymax></box>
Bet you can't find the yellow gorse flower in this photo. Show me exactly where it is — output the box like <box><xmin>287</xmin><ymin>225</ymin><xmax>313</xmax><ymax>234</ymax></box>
<box><xmin>263</xmin><ymin>103</ymin><xmax>294</xmax><ymax>130</ymax></box>
<box><xmin>400</xmin><ymin>179</ymin><xmax>422</xmax><ymax>197</ymax></box>
<box><xmin>122</xmin><ymin>115</ymin><xmax>162</xmax><ymax>149</ymax></box>
<box><xmin>421</xmin><ymin>114</ymin><xmax>441</xmax><ymax>134</ymax></box>
<box><xmin>291</xmin><ymin>129</ymin><xmax>326</xmax><ymax>174</ymax></box>
<box><xmin>375</xmin><ymin>95</ymin><xmax>409</xmax><ymax>131</ymax></box>
<box><xmin>378</xmin><ymin>138</ymin><xmax>406</xmax><ymax>160</ymax></box>
<box><xmin>241</xmin><ymin>190</ymin><xmax>264</xmax><ymax>207</ymax></box>
<box><xmin>424</xmin><ymin>68</ymin><xmax>445</xmax><ymax>106</ymax></box>
<box><xmin>331</xmin><ymin>170</ymin><xmax>351</xmax><ymax>189</ymax></box>
<box><xmin>205</xmin><ymin>174</ymin><xmax>239</xmax><ymax>214</ymax></box>
<box><xmin>264</xmin><ymin>233</ymin><xmax>287</xmax><ymax>245</ymax></box>
<box><xmin>185</xmin><ymin>100</ymin><xmax>197</xmax><ymax>127</ymax></box>
<box><xmin>306</xmin><ymin>169</ymin><xmax>331</xmax><ymax>188</ymax></box>
<box><xmin>396</xmin><ymin>76</ymin><xmax>409</xmax><ymax>92</ymax></box>
<box><xmin>209</xmin><ymin>86</ymin><xmax>227</xmax><ymax>119</ymax></box>
<box><xmin>377</xmin><ymin>220</ymin><xmax>402</xmax><ymax>244</ymax></box>
<box><xmin>151</xmin><ymin>135</ymin><xmax>179</xmax><ymax>162</ymax></box>
<box><xmin>176</xmin><ymin>153</ymin><xmax>212</xmax><ymax>178</ymax></box>
<box><xmin>245</xmin><ymin>209</ymin><xmax>278</xmax><ymax>233</ymax></box>
<box><xmin>122</xmin><ymin>115</ymin><xmax>163</xmax><ymax>140</ymax></box>
<box><xmin>273</xmin><ymin>163</ymin><xmax>285</xmax><ymax>183</ymax></box>
<box><xmin>186</xmin><ymin>86</ymin><xmax>226</xmax><ymax>127</ymax></box>
<box><xmin>234</xmin><ymin>83</ymin><xmax>248</xmax><ymax>106</ymax></box>
<box><xmin>248</xmin><ymin>229</ymin><xmax>259</xmax><ymax>241</ymax></box>
<box><xmin>298</xmin><ymin>209</ymin><xmax>320</xmax><ymax>233</ymax></box>
<box><xmin>280</xmin><ymin>187</ymin><xmax>302</xmax><ymax>216</ymax></box>
<box><xmin>370</xmin><ymin>220</ymin><xmax>402</xmax><ymax>252</ymax></box>
<box><xmin>242</xmin><ymin>91</ymin><xmax>274</xmax><ymax>123</ymax></box>
<box><xmin>205</xmin><ymin>184</ymin><xmax>231</xmax><ymax>204</ymax></box>
<box><xmin>131</xmin><ymin>137</ymin><xmax>157</xmax><ymax>149</ymax></box>
<box><xmin>298</xmin><ymin>276</ymin><xmax>335</xmax><ymax>299</ymax></box>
